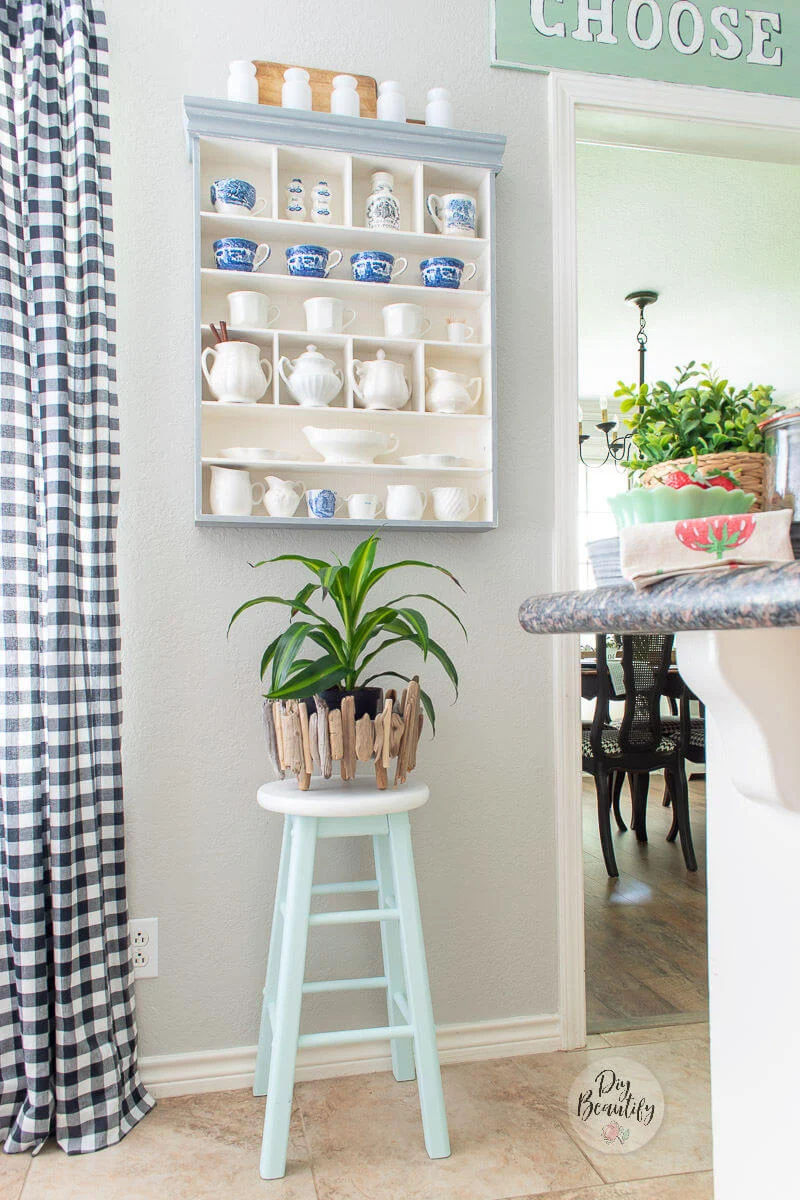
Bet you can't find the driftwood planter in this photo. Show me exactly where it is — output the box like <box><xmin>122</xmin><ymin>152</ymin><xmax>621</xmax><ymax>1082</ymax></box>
<box><xmin>262</xmin><ymin>678</ymin><xmax>424</xmax><ymax>790</ymax></box>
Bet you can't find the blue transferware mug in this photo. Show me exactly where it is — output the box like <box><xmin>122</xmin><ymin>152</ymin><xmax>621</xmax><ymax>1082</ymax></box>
<box><xmin>286</xmin><ymin>244</ymin><xmax>343</xmax><ymax>279</ymax></box>
<box><xmin>419</xmin><ymin>256</ymin><xmax>477</xmax><ymax>290</ymax></box>
<box><xmin>350</xmin><ymin>250</ymin><xmax>408</xmax><ymax>284</ymax></box>
<box><xmin>213</xmin><ymin>237</ymin><xmax>271</xmax><ymax>272</ymax></box>
<box><xmin>306</xmin><ymin>488</ymin><xmax>343</xmax><ymax>519</ymax></box>
<box><xmin>426</xmin><ymin>191</ymin><xmax>477</xmax><ymax>237</ymax></box>
<box><xmin>210</xmin><ymin>178</ymin><xmax>268</xmax><ymax>216</ymax></box>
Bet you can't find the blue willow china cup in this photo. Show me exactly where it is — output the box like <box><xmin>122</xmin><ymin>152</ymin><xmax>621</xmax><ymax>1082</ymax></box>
<box><xmin>213</xmin><ymin>237</ymin><xmax>271</xmax><ymax>272</ymax></box>
<box><xmin>210</xmin><ymin>178</ymin><xmax>267</xmax><ymax>215</ymax></box>
<box><xmin>306</xmin><ymin>488</ymin><xmax>341</xmax><ymax>519</ymax></box>
<box><xmin>350</xmin><ymin>250</ymin><xmax>408</xmax><ymax>284</ymax></box>
<box><xmin>419</xmin><ymin>256</ymin><xmax>477</xmax><ymax>290</ymax></box>
<box><xmin>286</xmin><ymin>244</ymin><xmax>343</xmax><ymax>279</ymax></box>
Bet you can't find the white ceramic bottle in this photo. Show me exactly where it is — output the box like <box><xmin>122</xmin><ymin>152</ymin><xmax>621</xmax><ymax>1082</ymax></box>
<box><xmin>330</xmin><ymin>74</ymin><xmax>360</xmax><ymax>116</ymax></box>
<box><xmin>227</xmin><ymin>61</ymin><xmax>258</xmax><ymax>103</ymax></box>
<box><xmin>365</xmin><ymin>172</ymin><xmax>400</xmax><ymax>231</ymax></box>
<box><xmin>286</xmin><ymin>177</ymin><xmax>305</xmax><ymax>221</ymax></box>
<box><xmin>425</xmin><ymin>87</ymin><xmax>453</xmax><ymax>128</ymax></box>
<box><xmin>311</xmin><ymin>180</ymin><xmax>333</xmax><ymax>224</ymax></box>
<box><xmin>282</xmin><ymin>67</ymin><xmax>312</xmax><ymax>110</ymax></box>
<box><xmin>377</xmin><ymin>80</ymin><xmax>406</xmax><ymax>123</ymax></box>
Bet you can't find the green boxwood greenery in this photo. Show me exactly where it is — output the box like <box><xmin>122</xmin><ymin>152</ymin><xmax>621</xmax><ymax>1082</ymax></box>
<box><xmin>615</xmin><ymin>362</ymin><xmax>783</xmax><ymax>474</ymax></box>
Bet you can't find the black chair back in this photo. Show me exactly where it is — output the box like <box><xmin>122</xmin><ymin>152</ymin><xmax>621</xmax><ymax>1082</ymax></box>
<box><xmin>590</xmin><ymin>633</ymin><xmax>675</xmax><ymax>759</ymax></box>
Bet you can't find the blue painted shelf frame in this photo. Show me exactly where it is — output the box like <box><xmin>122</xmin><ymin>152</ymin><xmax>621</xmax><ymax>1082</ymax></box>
<box><xmin>184</xmin><ymin>97</ymin><xmax>506</xmax><ymax>530</ymax></box>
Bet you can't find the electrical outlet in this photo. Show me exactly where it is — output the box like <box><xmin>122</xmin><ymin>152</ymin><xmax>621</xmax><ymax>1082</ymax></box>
<box><xmin>130</xmin><ymin>918</ymin><xmax>158</xmax><ymax>979</ymax></box>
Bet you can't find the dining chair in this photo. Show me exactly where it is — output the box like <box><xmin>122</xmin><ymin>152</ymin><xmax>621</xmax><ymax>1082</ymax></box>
<box><xmin>662</xmin><ymin>686</ymin><xmax>706</xmax><ymax>829</ymax></box>
<box><xmin>582</xmin><ymin>633</ymin><xmax>697</xmax><ymax>877</ymax></box>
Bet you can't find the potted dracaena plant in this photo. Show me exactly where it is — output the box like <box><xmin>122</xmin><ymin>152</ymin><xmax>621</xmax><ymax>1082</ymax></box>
<box><xmin>616</xmin><ymin>362</ymin><xmax>783</xmax><ymax>508</ymax></box>
<box><xmin>227</xmin><ymin>534</ymin><xmax>465</xmax><ymax>730</ymax></box>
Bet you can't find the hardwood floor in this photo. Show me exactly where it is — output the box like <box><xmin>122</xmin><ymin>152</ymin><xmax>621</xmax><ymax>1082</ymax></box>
<box><xmin>583</xmin><ymin>772</ymin><xmax>708</xmax><ymax>1034</ymax></box>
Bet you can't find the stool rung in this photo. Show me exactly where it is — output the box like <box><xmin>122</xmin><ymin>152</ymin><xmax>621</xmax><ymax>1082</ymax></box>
<box><xmin>310</xmin><ymin>880</ymin><xmax>378</xmax><ymax>897</ymax></box>
<box><xmin>298</xmin><ymin>1024</ymin><xmax>414</xmax><ymax>1050</ymax></box>
<box><xmin>303</xmin><ymin>976</ymin><xmax>387</xmax><ymax>995</ymax></box>
<box><xmin>307</xmin><ymin>907</ymin><xmax>400</xmax><ymax>926</ymax></box>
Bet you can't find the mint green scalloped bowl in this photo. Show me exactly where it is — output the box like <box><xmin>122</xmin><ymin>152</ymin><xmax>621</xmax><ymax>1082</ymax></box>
<box><xmin>609</xmin><ymin>485</ymin><xmax>756</xmax><ymax>530</ymax></box>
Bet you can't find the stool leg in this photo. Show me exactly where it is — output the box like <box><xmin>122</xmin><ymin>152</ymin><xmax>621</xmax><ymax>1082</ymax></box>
<box><xmin>373</xmin><ymin>832</ymin><xmax>416</xmax><ymax>1083</ymax></box>
<box><xmin>387</xmin><ymin>811</ymin><xmax>450</xmax><ymax>1161</ymax></box>
<box><xmin>254</xmin><ymin>817</ymin><xmax>291</xmax><ymax>1097</ymax></box>
<box><xmin>260</xmin><ymin>815</ymin><xmax>317</xmax><ymax>1180</ymax></box>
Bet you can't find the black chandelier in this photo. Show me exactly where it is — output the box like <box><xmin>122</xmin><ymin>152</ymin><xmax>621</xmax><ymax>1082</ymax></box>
<box><xmin>579</xmin><ymin>289</ymin><xmax>659</xmax><ymax>469</ymax></box>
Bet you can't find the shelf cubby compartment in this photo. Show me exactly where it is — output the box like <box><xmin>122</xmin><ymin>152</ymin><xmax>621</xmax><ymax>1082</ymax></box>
<box><xmin>275</xmin><ymin>333</ymin><xmax>351</xmax><ymax>410</ymax></box>
<box><xmin>351</xmin><ymin>338</ymin><xmax>422</xmax><ymax>414</ymax></box>
<box><xmin>275</xmin><ymin>146</ymin><xmax>350</xmax><ymax>227</ymax></box>
<box><xmin>350</xmin><ymin>155</ymin><xmax>421</xmax><ymax>234</ymax></box>
<box><xmin>422</xmin><ymin>162</ymin><xmax>493</xmax><ymax>242</ymax></box>
<box><xmin>423</xmin><ymin>343</ymin><xmax>492</xmax><ymax>418</ymax></box>
<box><xmin>198</xmin><ymin>137</ymin><xmax>275</xmax><ymax>221</ymax></box>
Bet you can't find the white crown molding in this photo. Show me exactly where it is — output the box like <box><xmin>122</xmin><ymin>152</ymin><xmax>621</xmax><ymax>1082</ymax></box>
<box><xmin>140</xmin><ymin>1012</ymin><xmax>561</xmax><ymax>1098</ymax></box>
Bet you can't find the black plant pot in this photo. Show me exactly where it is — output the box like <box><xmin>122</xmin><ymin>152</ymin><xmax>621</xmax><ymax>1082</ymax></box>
<box><xmin>305</xmin><ymin>686</ymin><xmax>383</xmax><ymax>720</ymax></box>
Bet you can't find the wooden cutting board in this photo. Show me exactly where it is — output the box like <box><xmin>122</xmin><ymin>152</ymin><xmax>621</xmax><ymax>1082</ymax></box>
<box><xmin>254</xmin><ymin>62</ymin><xmax>378</xmax><ymax>118</ymax></box>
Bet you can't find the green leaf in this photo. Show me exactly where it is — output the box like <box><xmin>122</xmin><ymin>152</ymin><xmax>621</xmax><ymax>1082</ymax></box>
<box><xmin>259</xmin><ymin>634</ymin><xmax>282</xmax><ymax>680</ymax></box>
<box><xmin>426</xmin><ymin>637</ymin><xmax>459</xmax><ymax>697</ymax></box>
<box><xmin>394</xmin><ymin>607</ymin><xmax>429</xmax><ymax>657</ymax></box>
<box><xmin>388</xmin><ymin>593</ymin><xmax>468</xmax><ymax>640</ymax></box>
<box><xmin>267</xmin><ymin>655</ymin><xmax>345</xmax><ymax>700</ymax></box>
<box><xmin>272</xmin><ymin>622</ymin><xmax>316</xmax><ymax>688</ymax></box>
<box><xmin>249</xmin><ymin>553</ymin><xmax>329</xmax><ymax>574</ymax></box>
<box><xmin>347</xmin><ymin>535</ymin><xmax>379</xmax><ymax>616</ymax></box>
<box><xmin>362</xmin><ymin>559</ymin><xmax>464</xmax><ymax>603</ymax></box>
<box><xmin>350</xmin><ymin>606</ymin><xmax>398</xmax><ymax>660</ymax></box>
<box><xmin>227</xmin><ymin>593</ymin><xmax>320</xmax><ymax>637</ymax></box>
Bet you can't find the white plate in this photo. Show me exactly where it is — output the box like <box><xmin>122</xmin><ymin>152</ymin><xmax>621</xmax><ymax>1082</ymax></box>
<box><xmin>401</xmin><ymin>454</ymin><xmax>469</xmax><ymax>469</ymax></box>
<box><xmin>219</xmin><ymin>447</ymin><xmax>289</xmax><ymax>462</ymax></box>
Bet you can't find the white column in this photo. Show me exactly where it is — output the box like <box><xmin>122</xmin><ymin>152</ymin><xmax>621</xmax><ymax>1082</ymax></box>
<box><xmin>676</xmin><ymin>627</ymin><xmax>800</xmax><ymax>1200</ymax></box>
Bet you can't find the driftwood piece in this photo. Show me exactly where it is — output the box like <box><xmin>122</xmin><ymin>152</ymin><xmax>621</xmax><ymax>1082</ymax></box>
<box><xmin>283</xmin><ymin>701</ymin><xmax>305</xmax><ymax>775</ymax></box>
<box><xmin>355</xmin><ymin>714</ymin><xmax>374</xmax><ymax>761</ymax></box>
<box><xmin>262</xmin><ymin>699</ymin><xmax>285</xmax><ymax>779</ymax></box>
<box><xmin>341</xmin><ymin>695</ymin><xmax>357</xmax><ymax>780</ymax></box>
<box><xmin>308</xmin><ymin>712</ymin><xmax>320</xmax><ymax>770</ymax></box>
<box><xmin>298</xmin><ymin>702</ymin><xmax>314</xmax><ymax>778</ymax></box>
<box><xmin>389</xmin><ymin>713</ymin><xmax>405</xmax><ymax>756</ymax></box>
<box><xmin>272</xmin><ymin>702</ymin><xmax>286</xmax><ymax>770</ymax></box>
<box><xmin>385</xmin><ymin>689</ymin><xmax>397</xmax><ymax>708</ymax></box>
<box><xmin>380</xmin><ymin>699</ymin><xmax>393</xmax><ymax>769</ymax></box>
<box><xmin>409</xmin><ymin>712</ymin><xmax>424</xmax><ymax>771</ymax></box>
<box><xmin>394</xmin><ymin>678</ymin><xmax>420</xmax><ymax>786</ymax></box>
<box><xmin>373</xmin><ymin>711</ymin><xmax>388</xmax><ymax>789</ymax></box>
<box><xmin>314</xmin><ymin>694</ymin><xmax>332</xmax><ymax>778</ymax></box>
<box><xmin>329</xmin><ymin>709</ymin><xmax>344</xmax><ymax>761</ymax></box>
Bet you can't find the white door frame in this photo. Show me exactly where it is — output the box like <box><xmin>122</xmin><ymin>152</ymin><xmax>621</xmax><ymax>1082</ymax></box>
<box><xmin>549</xmin><ymin>71</ymin><xmax>800</xmax><ymax>1050</ymax></box>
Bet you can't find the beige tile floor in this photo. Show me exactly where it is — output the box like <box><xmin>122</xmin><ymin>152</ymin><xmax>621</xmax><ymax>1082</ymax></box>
<box><xmin>1</xmin><ymin>1023</ymin><xmax>711</xmax><ymax>1200</ymax></box>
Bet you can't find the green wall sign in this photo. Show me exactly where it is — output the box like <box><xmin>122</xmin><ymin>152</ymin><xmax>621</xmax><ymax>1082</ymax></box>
<box><xmin>493</xmin><ymin>2</ymin><xmax>799</xmax><ymax>98</ymax></box>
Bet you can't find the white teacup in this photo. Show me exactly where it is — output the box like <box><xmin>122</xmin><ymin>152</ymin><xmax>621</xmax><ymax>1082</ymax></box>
<box><xmin>432</xmin><ymin>486</ymin><xmax>479</xmax><ymax>522</ymax></box>
<box><xmin>385</xmin><ymin>484</ymin><xmax>426</xmax><ymax>521</ymax></box>
<box><xmin>346</xmin><ymin>493</ymin><xmax>383</xmax><ymax>519</ymax></box>
<box><xmin>447</xmin><ymin>320</ymin><xmax>475</xmax><ymax>344</ymax></box>
<box><xmin>382</xmin><ymin>303</ymin><xmax>431</xmax><ymax>340</ymax></box>
<box><xmin>227</xmin><ymin>291</ymin><xmax>280</xmax><ymax>329</ymax></box>
<box><xmin>304</xmin><ymin>296</ymin><xmax>356</xmax><ymax>335</ymax></box>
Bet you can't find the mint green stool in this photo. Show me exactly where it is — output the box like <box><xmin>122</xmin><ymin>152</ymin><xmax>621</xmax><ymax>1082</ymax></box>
<box><xmin>254</xmin><ymin>776</ymin><xmax>450</xmax><ymax>1180</ymax></box>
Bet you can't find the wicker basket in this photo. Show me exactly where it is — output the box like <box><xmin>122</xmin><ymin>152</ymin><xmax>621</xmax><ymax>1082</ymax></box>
<box><xmin>641</xmin><ymin>451</ymin><xmax>768</xmax><ymax>511</ymax></box>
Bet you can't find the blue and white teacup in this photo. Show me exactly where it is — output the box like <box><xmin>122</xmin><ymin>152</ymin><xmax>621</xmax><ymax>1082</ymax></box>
<box><xmin>419</xmin><ymin>256</ymin><xmax>477</xmax><ymax>290</ymax></box>
<box><xmin>286</xmin><ymin>244</ymin><xmax>343</xmax><ymax>279</ymax></box>
<box><xmin>306</xmin><ymin>488</ymin><xmax>343</xmax><ymax>519</ymax></box>
<box><xmin>210</xmin><ymin>178</ymin><xmax>268</xmax><ymax>216</ymax></box>
<box><xmin>350</xmin><ymin>250</ymin><xmax>408</xmax><ymax>284</ymax></box>
<box><xmin>426</xmin><ymin>192</ymin><xmax>477</xmax><ymax>237</ymax></box>
<box><xmin>213</xmin><ymin>237</ymin><xmax>271</xmax><ymax>273</ymax></box>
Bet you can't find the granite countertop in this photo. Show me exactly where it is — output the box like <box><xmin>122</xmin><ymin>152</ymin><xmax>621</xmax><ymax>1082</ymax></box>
<box><xmin>519</xmin><ymin>563</ymin><xmax>800</xmax><ymax>635</ymax></box>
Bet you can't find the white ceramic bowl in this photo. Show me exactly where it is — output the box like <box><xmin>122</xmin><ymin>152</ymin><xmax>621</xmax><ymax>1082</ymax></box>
<box><xmin>302</xmin><ymin>426</ymin><xmax>399</xmax><ymax>465</ymax></box>
<box><xmin>400</xmin><ymin>454</ymin><xmax>468</xmax><ymax>469</ymax></box>
<box><xmin>219</xmin><ymin>447</ymin><xmax>288</xmax><ymax>462</ymax></box>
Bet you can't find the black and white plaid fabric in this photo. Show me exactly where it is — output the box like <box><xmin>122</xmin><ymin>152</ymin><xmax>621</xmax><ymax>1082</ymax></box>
<box><xmin>0</xmin><ymin>1</ymin><xmax>153</xmax><ymax>1153</ymax></box>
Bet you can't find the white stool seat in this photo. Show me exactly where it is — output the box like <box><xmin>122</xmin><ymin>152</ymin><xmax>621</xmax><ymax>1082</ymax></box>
<box><xmin>257</xmin><ymin>775</ymin><xmax>430</xmax><ymax>818</ymax></box>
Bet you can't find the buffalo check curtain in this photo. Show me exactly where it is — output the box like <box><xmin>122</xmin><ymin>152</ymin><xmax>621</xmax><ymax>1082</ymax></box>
<box><xmin>0</xmin><ymin>0</ymin><xmax>153</xmax><ymax>1153</ymax></box>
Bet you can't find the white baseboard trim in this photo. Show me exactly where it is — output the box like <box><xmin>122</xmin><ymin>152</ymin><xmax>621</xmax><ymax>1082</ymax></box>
<box><xmin>141</xmin><ymin>1013</ymin><xmax>562</xmax><ymax>1099</ymax></box>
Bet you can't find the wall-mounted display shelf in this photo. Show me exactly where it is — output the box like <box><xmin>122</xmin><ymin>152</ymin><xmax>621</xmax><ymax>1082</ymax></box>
<box><xmin>184</xmin><ymin>97</ymin><xmax>505</xmax><ymax>529</ymax></box>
